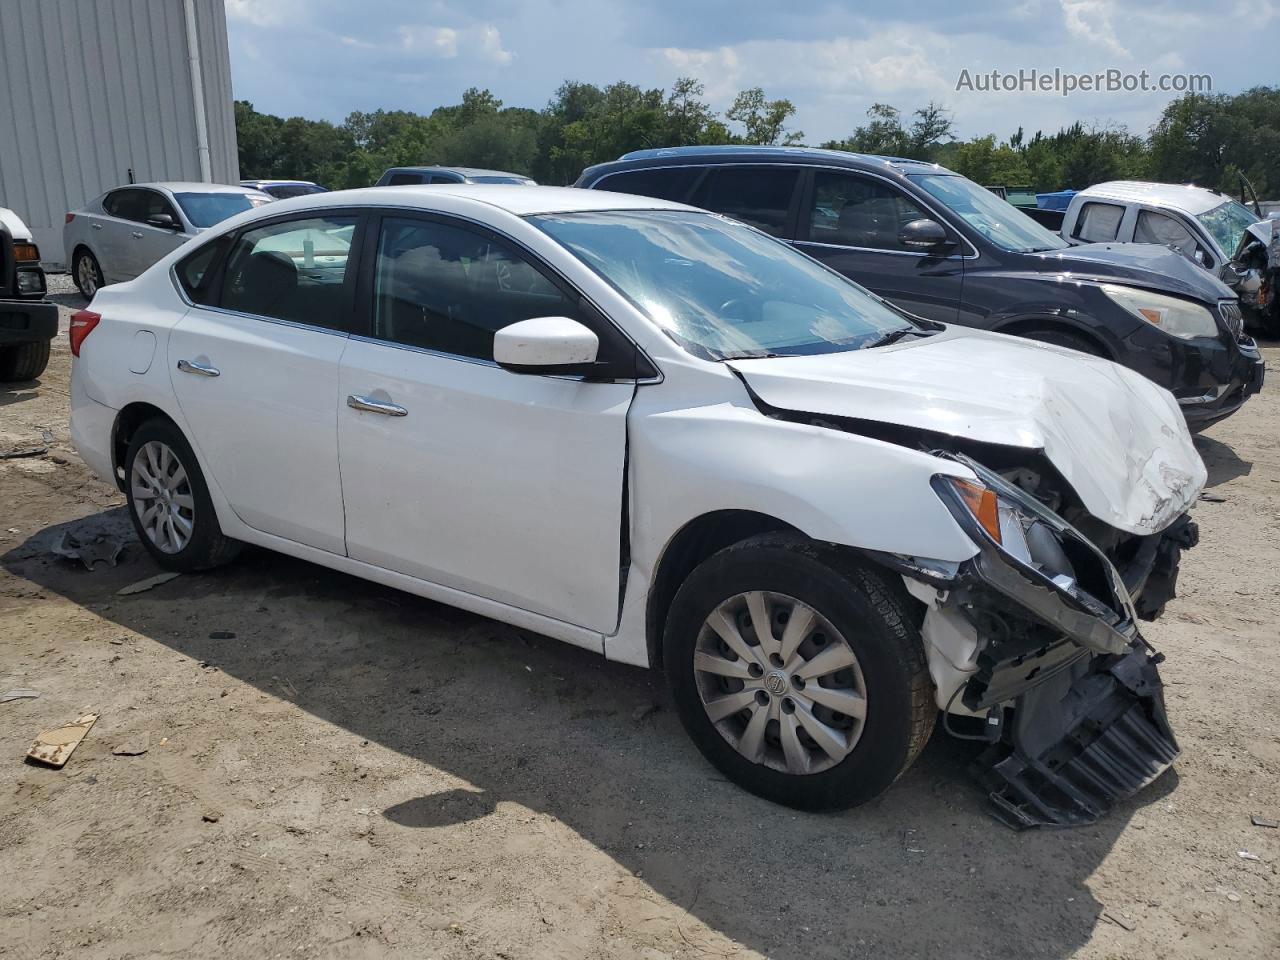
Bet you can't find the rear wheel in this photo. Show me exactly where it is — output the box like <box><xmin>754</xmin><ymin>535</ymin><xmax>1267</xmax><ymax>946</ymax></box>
<box><xmin>664</xmin><ymin>533</ymin><xmax>935</xmax><ymax>811</ymax></box>
<box><xmin>0</xmin><ymin>339</ymin><xmax>51</xmax><ymax>381</ymax></box>
<box><xmin>123</xmin><ymin>418</ymin><xmax>241</xmax><ymax>571</ymax></box>
<box><xmin>73</xmin><ymin>248</ymin><xmax>103</xmax><ymax>299</ymax></box>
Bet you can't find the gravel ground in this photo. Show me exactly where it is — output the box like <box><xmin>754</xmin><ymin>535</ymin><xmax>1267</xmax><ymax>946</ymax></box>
<box><xmin>1</xmin><ymin>300</ymin><xmax>1277</xmax><ymax>959</ymax></box>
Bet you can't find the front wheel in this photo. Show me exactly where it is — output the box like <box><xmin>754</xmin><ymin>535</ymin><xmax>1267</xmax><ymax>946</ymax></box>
<box><xmin>123</xmin><ymin>418</ymin><xmax>241</xmax><ymax>571</ymax></box>
<box><xmin>664</xmin><ymin>534</ymin><xmax>935</xmax><ymax>811</ymax></box>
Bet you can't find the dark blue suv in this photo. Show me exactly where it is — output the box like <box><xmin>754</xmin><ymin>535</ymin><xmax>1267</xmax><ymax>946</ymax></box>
<box><xmin>577</xmin><ymin>146</ymin><xmax>1264</xmax><ymax>427</ymax></box>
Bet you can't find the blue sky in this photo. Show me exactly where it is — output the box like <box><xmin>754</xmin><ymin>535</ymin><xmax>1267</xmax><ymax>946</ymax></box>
<box><xmin>225</xmin><ymin>0</ymin><xmax>1277</xmax><ymax>143</ymax></box>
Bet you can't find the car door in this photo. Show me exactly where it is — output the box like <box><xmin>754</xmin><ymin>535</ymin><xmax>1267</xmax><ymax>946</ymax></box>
<box><xmin>337</xmin><ymin>212</ymin><xmax>634</xmax><ymax>633</ymax></box>
<box><xmin>793</xmin><ymin>169</ymin><xmax>964</xmax><ymax>322</ymax></box>
<box><xmin>167</xmin><ymin>211</ymin><xmax>362</xmax><ymax>555</ymax></box>
<box><xmin>94</xmin><ymin>188</ymin><xmax>148</xmax><ymax>282</ymax></box>
<box><xmin>130</xmin><ymin>189</ymin><xmax>191</xmax><ymax>275</ymax></box>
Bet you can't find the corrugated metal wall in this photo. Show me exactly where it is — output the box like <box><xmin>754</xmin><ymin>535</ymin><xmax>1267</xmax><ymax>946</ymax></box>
<box><xmin>0</xmin><ymin>0</ymin><xmax>238</xmax><ymax>265</ymax></box>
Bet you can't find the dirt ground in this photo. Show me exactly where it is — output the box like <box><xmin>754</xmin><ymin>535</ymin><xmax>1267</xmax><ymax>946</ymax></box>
<box><xmin>2</xmin><ymin>288</ymin><xmax>1277</xmax><ymax>960</ymax></box>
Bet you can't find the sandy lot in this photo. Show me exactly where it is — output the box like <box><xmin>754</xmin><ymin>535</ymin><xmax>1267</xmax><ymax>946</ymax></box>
<box><xmin>2</xmin><ymin>291</ymin><xmax>1277</xmax><ymax>959</ymax></box>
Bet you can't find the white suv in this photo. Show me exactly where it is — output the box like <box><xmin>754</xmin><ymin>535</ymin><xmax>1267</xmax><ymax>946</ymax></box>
<box><xmin>69</xmin><ymin>185</ymin><xmax>1204</xmax><ymax>825</ymax></box>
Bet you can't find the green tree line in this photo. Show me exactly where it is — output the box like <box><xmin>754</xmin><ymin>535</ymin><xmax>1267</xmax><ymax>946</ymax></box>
<box><xmin>237</xmin><ymin>82</ymin><xmax>1280</xmax><ymax>197</ymax></box>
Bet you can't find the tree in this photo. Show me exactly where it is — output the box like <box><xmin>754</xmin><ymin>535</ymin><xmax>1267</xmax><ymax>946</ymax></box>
<box><xmin>726</xmin><ymin>87</ymin><xmax>803</xmax><ymax>145</ymax></box>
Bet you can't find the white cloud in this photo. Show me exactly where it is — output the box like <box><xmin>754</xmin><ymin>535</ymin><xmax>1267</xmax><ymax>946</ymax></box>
<box><xmin>1059</xmin><ymin>0</ymin><xmax>1129</xmax><ymax>58</ymax></box>
<box><xmin>398</xmin><ymin>23</ymin><xmax>513</xmax><ymax>64</ymax></box>
<box><xmin>225</xmin><ymin>0</ymin><xmax>300</xmax><ymax>28</ymax></box>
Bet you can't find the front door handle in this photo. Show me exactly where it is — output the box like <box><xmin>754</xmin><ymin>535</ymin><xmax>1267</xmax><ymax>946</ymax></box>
<box><xmin>131</xmin><ymin>231</ymin><xmax>144</xmax><ymax>239</ymax></box>
<box><xmin>177</xmin><ymin>358</ymin><xmax>220</xmax><ymax>378</ymax></box>
<box><xmin>347</xmin><ymin>394</ymin><xmax>408</xmax><ymax>417</ymax></box>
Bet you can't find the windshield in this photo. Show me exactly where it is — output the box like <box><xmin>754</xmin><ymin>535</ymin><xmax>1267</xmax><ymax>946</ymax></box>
<box><xmin>175</xmin><ymin>192</ymin><xmax>264</xmax><ymax>228</ymax></box>
<box><xmin>1196</xmin><ymin>201</ymin><xmax>1258</xmax><ymax>257</ymax></box>
<box><xmin>910</xmin><ymin>174</ymin><xmax>1068</xmax><ymax>253</ymax></box>
<box><xmin>531</xmin><ymin>210</ymin><xmax>914</xmax><ymax>360</ymax></box>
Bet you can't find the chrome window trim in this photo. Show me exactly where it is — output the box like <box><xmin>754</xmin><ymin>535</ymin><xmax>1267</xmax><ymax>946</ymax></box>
<box><xmin>591</xmin><ymin>161</ymin><xmax>981</xmax><ymax>259</ymax></box>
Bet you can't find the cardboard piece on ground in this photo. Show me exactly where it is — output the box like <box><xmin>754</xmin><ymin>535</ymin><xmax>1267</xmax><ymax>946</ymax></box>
<box><xmin>117</xmin><ymin>572</ymin><xmax>180</xmax><ymax>596</ymax></box>
<box><xmin>27</xmin><ymin>713</ymin><xmax>99</xmax><ymax>768</ymax></box>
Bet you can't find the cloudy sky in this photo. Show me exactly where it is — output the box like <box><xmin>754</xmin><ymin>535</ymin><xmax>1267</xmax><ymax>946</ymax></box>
<box><xmin>225</xmin><ymin>0</ymin><xmax>1275</xmax><ymax>143</ymax></box>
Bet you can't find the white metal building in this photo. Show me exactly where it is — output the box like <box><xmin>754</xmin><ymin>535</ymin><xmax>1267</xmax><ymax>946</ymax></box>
<box><xmin>0</xmin><ymin>0</ymin><xmax>239</xmax><ymax>265</ymax></box>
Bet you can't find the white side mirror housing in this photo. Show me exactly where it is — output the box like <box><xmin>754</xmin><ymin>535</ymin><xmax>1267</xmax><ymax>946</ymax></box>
<box><xmin>494</xmin><ymin>316</ymin><xmax>599</xmax><ymax>374</ymax></box>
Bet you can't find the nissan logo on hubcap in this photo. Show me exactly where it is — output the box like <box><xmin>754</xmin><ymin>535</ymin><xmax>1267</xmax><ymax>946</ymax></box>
<box><xmin>764</xmin><ymin>672</ymin><xmax>788</xmax><ymax>696</ymax></box>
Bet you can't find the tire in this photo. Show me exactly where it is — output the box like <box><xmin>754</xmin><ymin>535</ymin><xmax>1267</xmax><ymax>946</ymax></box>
<box><xmin>663</xmin><ymin>533</ymin><xmax>935</xmax><ymax>811</ymax></box>
<box><xmin>0</xmin><ymin>339</ymin><xmax>51</xmax><ymax>381</ymax></box>
<box><xmin>123</xmin><ymin>417</ymin><xmax>241</xmax><ymax>571</ymax></box>
<box><xmin>1018</xmin><ymin>327</ymin><xmax>1105</xmax><ymax>358</ymax></box>
<box><xmin>73</xmin><ymin>248</ymin><xmax>104</xmax><ymax>299</ymax></box>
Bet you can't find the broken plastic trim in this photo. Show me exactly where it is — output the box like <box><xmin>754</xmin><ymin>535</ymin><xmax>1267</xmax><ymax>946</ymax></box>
<box><xmin>975</xmin><ymin>644</ymin><xmax>1179</xmax><ymax>829</ymax></box>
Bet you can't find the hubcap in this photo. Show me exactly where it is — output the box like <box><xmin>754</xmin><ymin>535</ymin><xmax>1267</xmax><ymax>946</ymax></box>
<box><xmin>694</xmin><ymin>591</ymin><xmax>867</xmax><ymax>775</ymax></box>
<box><xmin>77</xmin><ymin>256</ymin><xmax>98</xmax><ymax>296</ymax></box>
<box><xmin>130</xmin><ymin>441</ymin><xmax>195</xmax><ymax>554</ymax></box>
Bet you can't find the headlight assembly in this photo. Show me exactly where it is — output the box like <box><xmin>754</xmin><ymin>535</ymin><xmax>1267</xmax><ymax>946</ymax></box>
<box><xmin>1100</xmin><ymin>284</ymin><xmax>1219</xmax><ymax>340</ymax></box>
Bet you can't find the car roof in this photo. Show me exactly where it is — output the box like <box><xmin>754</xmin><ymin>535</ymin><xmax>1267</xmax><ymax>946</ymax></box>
<box><xmin>384</xmin><ymin>166</ymin><xmax>533</xmax><ymax>180</ymax></box>
<box><xmin>1076</xmin><ymin>181</ymin><xmax>1231</xmax><ymax>216</ymax></box>
<box><xmin>240</xmin><ymin>179</ymin><xmax>318</xmax><ymax>187</ymax></box>
<box><xmin>120</xmin><ymin>182</ymin><xmax>270</xmax><ymax>195</ymax></box>
<box><xmin>592</xmin><ymin>145</ymin><xmax>955</xmax><ymax>176</ymax></box>
<box><xmin>263</xmin><ymin>184</ymin><xmax>694</xmax><ymax>217</ymax></box>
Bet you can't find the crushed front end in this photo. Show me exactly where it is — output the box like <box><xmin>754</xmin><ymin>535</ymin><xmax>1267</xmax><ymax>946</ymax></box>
<box><xmin>882</xmin><ymin>456</ymin><xmax>1192</xmax><ymax>829</ymax></box>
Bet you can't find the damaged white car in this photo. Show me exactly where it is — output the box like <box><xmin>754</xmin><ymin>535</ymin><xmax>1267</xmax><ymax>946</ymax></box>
<box><xmin>69</xmin><ymin>186</ymin><xmax>1205</xmax><ymax>827</ymax></box>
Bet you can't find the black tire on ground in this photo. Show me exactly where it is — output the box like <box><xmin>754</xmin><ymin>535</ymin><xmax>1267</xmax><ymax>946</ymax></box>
<box><xmin>663</xmin><ymin>532</ymin><xmax>935</xmax><ymax>812</ymax></box>
<box><xmin>123</xmin><ymin>417</ymin><xmax>242</xmax><ymax>572</ymax></box>
<box><xmin>1018</xmin><ymin>327</ymin><xmax>1106</xmax><ymax>357</ymax></box>
<box><xmin>0</xmin><ymin>339</ymin><xmax>51</xmax><ymax>381</ymax></box>
<box><xmin>73</xmin><ymin>248</ymin><xmax>104</xmax><ymax>299</ymax></box>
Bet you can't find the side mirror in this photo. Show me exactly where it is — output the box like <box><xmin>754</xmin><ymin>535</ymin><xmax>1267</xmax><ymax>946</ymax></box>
<box><xmin>898</xmin><ymin>218</ymin><xmax>953</xmax><ymax>251</ymax></box>
<box><xmin>146</xmin><ymin>213</ymin><xmax>179</xmax><ymax>230</ymax></box>
<box><xmin>494</xmin><ymin>316</ymin><xmax>599</xmax><ymax>375</ymax></box>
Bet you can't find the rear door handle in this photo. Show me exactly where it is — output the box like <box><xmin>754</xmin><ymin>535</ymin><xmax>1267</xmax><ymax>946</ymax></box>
<box><xmin>91</xmin><ymin>223</ymin><xmax>103</xmax><ymax>230</ymax></box>
<box><xmin>131</xmin><ymin>231</ymin><xmax>144</xmax><ymax>239</ymax></box>
<box><xmin>347</xmin><ymin>394</ymin><xmax>407</xmax><ymax>417</ymax></box>
<box><xmin>177</xmin><ymin>358</ymin><xmax>220</xmax><ymax>378</ymax></box>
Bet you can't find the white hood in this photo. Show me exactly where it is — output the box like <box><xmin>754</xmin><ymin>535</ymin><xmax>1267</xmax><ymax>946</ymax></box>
<box><xmin>0</xmin><ymin>207</ymin><xmax>33</xmax><ymax>242</ymax></box>
<box><xmin>729</xmin><ymin>329</ymin><xmax>1206</xmax><ymax>536</ymax></box>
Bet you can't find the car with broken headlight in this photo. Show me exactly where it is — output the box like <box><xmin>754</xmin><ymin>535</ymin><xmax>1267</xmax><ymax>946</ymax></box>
<box><xmin>69</xmin><ymin>185</ymin><xmax>1204</xmax><ymax>826</ymax></box>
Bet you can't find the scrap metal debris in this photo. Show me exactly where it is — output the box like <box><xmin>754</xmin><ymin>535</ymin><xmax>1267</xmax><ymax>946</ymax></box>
<box><xmin>1250</xmin><ymin>815</ymin><xmax>1278</xmax><ymax>829</ymax></box>
<box><xmin>51</xmin><ymin>530</ymin><xmax>125</xmax><ymax>571</ymax></box>
<box><xmin>117</xmin><ymin>572</ymin><xmax>181</xmax><ymax>595</ymax></box>
<box><xmin>26</xmin><ymin>713</ymin><xmax>98</xmax><ymax>768</ymax></box>
<box><xmin>0</xmin><ymin>445</ymin><xmax>48</xmax><ymax>460</ymax></box>
<box><xmin>1</xmin><ymin>688</ymin><xmax>40</xmax><ymax>704</ymax></box>
<box><xmin>1101</xmin><ymin>911</ymin><xmax>1138</xmax><ymax>932</ymax></box>
<box><xmin>1237</xmin><ymin>849</ymin><xmax>1261</xmax><ymax>861</ymax></box>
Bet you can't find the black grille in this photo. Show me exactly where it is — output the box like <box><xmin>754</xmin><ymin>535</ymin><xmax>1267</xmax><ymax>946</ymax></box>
<box><xmin>1219</xmin><ymin>300</ymin><xmax>1245</xmax><ymax>341</ymax></box>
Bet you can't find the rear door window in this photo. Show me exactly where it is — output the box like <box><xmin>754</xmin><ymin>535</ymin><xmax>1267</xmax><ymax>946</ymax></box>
<box><xmin>597</xmin><ymin>167</ymin><xmax>703</xmax><ymax>203</ymax></box>
<box><xmin>103</xmin><ymin>189</ymin><xmax>146</xmax><ymax>221</ymax></box>
<box><xmin>218</xmin><ymin>215</ymin><xmax>358</xmax><ymax>330</ymax></box>
<box><xmin>1073</xmin><ymin>202</ymin><xmax>1125</xmax><ymax>242</ymax></box>
<box><xmin>689</xmin><ymin>166</ymin><xmax>800</xmax><ymax>237</ymax></box>
<box><xmin>386</xmin><ymin>173</ymin><xmax>425</xmax><ymax>186</ymax></box>
<box><xmin>175</xmin><ymin>236</ymin><xmax>231</xmax><ymax>305</ymax></box>
<box><xmin>804</xmin><ymin>172</ymin><xmax>934</xmax><ymax>251</ymax></box>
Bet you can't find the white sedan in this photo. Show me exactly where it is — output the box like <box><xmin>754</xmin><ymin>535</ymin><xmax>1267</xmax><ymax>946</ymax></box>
<box><xmin>70</xmin><ymin>185</ymin><xmax>1205</xmax><ymax>823</ymax></box>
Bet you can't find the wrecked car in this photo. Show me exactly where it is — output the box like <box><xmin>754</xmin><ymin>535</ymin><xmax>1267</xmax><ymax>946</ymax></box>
<box><xmin>1063</xmin><ymin>180</ymin><xmax>1280</xmax><ymax>336</ymax></box>
<box><xmin>68</xmin><ymin>185</ymin><xmax>1203</xmax><ymax>826</ymax></box>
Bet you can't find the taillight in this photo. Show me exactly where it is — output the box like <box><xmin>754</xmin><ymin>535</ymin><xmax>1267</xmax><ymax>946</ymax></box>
<box><xmin>65</xmin><ymin>212</ymin><xmax>76</xmax><ymax>224</ymax></box>
<box><xmin>69</xmin><ymin>310</ymin><xmax>101</xmax><ymax>357</ymax></box>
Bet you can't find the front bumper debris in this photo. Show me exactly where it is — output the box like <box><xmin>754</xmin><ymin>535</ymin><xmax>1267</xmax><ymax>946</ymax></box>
<box><xmin>975</xmin><ymin>643</ymin><xmax>1178</xmax><ymax>829</ymax></box>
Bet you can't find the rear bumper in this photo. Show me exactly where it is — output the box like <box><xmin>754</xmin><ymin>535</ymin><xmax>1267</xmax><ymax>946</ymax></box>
<box><xmin>70</xmin><ymin>366</ymin><xmax>118</xmax><ymax>485</ymax></box>
<box><xmin>0</xmin><ymin>297</ymin><xmax>57</xmax><ymax>345</ymax></box>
